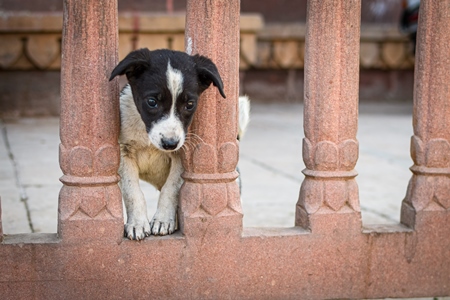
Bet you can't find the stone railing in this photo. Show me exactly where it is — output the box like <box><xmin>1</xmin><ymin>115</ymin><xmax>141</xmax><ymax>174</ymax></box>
<box><xmin>255</xmin><ymin>23</ymin><xmax>415</xmax><ymax>70</ymax></box>
<box><xmin>0</xmin><ymin>1</ymin><xmax>449</xmax><ymax>299</ymax></box>
<box><xmin>0</xmin><ymin>12</ymin><xmax>413</xmax><ymax>71</ymax></box>
<box><xmin>0</xmin><ymin>12</ymin><xmax>263</xmax><ymax>71</ymax></box>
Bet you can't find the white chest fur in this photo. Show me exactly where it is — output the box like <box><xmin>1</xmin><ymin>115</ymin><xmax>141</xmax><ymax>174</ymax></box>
<box><xmin>118</xmin><ymin>85</ymin><xmax>173</xmax><ymax>190</ymax></box>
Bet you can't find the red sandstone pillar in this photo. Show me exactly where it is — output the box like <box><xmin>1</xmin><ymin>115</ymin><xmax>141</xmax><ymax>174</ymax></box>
<box><xmin>180</xmin><ymin>0</ymin><xmax>242</xmax><ymax>237</ymax></box>
<box><xmin>58</xmin><ymin>0</ymin><xmax>122</xmax><ymax>243</ymax></box>
<box><xmin>296</xmin><ymin>0</ymin><xmax>361</xmax><ymax>232</ymax></box>
<box><xmin>401</xmin><ymin>1</ymin><xmax>450</xmax><ymax>228</ymax></box>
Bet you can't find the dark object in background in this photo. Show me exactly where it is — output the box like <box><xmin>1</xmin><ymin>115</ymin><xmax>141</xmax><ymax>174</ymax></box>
<box><xmin>400</xmin><ymin>0</ymin><xmax>420</xmax><ymax>54</ymax></box>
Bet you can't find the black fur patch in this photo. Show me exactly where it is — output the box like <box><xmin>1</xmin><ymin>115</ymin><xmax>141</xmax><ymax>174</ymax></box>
<box><xmin>110</xmin><ymin>49</ymin><xmax>226</xmax><ymax>135</ymax></box>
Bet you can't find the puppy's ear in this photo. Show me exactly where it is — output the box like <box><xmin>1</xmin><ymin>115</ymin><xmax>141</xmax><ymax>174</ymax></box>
<box><xmin>193</xmin><ymin>54</ymin><xmax>226</xmax><ymax>98</ymax></box>
<box><xmin>109</xmin><ymin>48</ymin><xmax>151</xmax><ymax>81</ymax></box>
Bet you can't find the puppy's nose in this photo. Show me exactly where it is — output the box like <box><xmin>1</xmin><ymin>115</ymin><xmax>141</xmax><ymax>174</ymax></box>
<box><xmin>161</xmin><ymin>138</ymin><xmax>179</xmax><ymax>150</ymax></box>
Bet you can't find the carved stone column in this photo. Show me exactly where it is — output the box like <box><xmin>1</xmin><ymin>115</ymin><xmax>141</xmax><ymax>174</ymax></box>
<box><xmin>58</xmin><ymin>0</ymin><xmax>122</xmax><ymax>243</ymax></box>
<box><xmin>180</xmin><ymin>0</ymin><xmax>242</xmax><ymax>237</ymax></box>
<box><xmin>296</xmin><ymin>1</ymin><xmax>361</xmax><ymax>232</ymax></box>
<box><xmin>401</xmin><ymin>1</ymin><xmax>450</xmax><ymax>228</ymax></box>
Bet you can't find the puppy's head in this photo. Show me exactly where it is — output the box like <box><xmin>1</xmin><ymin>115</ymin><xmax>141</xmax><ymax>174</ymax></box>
<box><xmin>110</xmin><ymin>48</ymin><xmax>226</xmax><ymax>152</ymax></box>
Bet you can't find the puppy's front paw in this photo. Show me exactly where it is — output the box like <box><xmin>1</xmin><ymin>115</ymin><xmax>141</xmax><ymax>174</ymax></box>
<box><xmin>150</xmin><ymin>210</ymin><xmax>176</xmax><ymax>236</ymax></box>
<box><xmin>124</xmin><ymin>217</ymin><xmax>151</xmax><ymax>240</ymax></box>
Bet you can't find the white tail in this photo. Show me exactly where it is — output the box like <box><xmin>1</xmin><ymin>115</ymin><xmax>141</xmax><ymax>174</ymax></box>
<box><xmin>238</xmin><ymin>95</ymin><xmax>250</xmax><ymax>140</ymax></box>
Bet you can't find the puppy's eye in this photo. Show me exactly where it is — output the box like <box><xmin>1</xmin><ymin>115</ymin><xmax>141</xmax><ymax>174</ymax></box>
<box><xmin>185</xmin><ymin>100</ymin><xmax>195</xmax><ymax>111</ymax></box>
<box><xmin>146</xmin><ymin>98</ymin><xmax>158</xmax><ymax>109</ymax></box>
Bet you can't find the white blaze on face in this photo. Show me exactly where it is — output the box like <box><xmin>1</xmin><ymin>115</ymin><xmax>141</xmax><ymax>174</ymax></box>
<box><xmin>148</xmin><ymin>61</ymin><xmax>186</xmax><ymax>152</ymax></box>
<box><xmin>166</xmin><ymin>61</ymin><xmax>184</xmax><ymax>106</ymax></box>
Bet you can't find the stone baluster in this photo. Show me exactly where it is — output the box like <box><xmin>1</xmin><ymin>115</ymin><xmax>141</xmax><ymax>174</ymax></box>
<box><xmin>180</xmin><ymin>0</ymin><xmax>242</xmax><ymax>237</ymax></box>
<box><xmin>296</xmin><ymin>1</ymin><xmax>361</xmax><ymax>232</ymax></box>
<box><xmin>401</xmin><ymin>1</ymin><xmax>450</xmax><ymax>228</ymax></box>
<box><xmin>58</xmin><ymin>0</ymin><xmax>123</xmax><ymax>243</ymax></box>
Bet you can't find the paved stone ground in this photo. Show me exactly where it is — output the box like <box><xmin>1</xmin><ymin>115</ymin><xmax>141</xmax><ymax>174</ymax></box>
<box><xmin>0</xmin><ymin>102</ymin><xmax>415</xmax><ymax>234</ymax></box>
<box><xmin>239</xmin><ymin>102</ymin><xmax>414</xmax><ymax>228</ymax></box>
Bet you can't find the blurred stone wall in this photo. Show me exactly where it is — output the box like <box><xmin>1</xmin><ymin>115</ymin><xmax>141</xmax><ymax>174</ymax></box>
<box><xmin>0</xmin><ymin>0</ymin><xmax>414</xmax><ymax>118</ymax></box>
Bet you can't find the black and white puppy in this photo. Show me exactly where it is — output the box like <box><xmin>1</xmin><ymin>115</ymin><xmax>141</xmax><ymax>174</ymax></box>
<box><xmin>109</xmin><ymin>48</ymin><xmax>249</xmax><ymax>240</ymax></box>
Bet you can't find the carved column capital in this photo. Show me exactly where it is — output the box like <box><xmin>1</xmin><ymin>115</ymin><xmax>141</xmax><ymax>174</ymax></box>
<box><xmin>401</xmin><ymin>1</ymin><xmax>450</xmax><ymax>229</ymax></box>
<box><xmin>58</xmin><ymin>0</ymin><xmax>122</xmax><ymax>243</ymax></box>
<box><xmin>296</xmin><ymin>0</ymin><xmax>362</xmax><ymax>232</ymax></box>
<box><xmin>180</xmin><ymin>0</ymin><xmax>242</xmax><ymax>237</ymax></box>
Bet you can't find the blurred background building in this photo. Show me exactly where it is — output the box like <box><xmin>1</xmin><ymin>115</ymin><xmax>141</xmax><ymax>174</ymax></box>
<box><xmin>0</xmin><ymin>0</ymin><xmax>415</xmax><ymax>118</ymax></box>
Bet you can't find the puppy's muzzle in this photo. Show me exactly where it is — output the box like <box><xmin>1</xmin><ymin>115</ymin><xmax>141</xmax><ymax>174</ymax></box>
<box><xmin>161</xmin><ymin>137</ymin><xmax>180</xmax><ymax>151</ymax></box>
